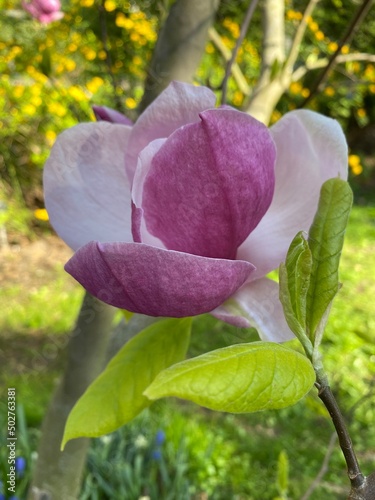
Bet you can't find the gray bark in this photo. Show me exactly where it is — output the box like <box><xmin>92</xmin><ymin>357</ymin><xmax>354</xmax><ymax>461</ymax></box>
<box><xmin>139</xmin><ymin>0</ymin><xmax>220</xmax><ymax>112</ymax></box>
<box><xmin>28</xmin><ymin>293</ymin><xmax>116</xmax><ymax>500</ymax></box>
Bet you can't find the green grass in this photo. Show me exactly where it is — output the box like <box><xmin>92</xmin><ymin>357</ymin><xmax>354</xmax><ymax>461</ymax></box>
<box><xmin>1</xmin><ymin>205</ymin><xmax>374</xmax><ymax>499</ymax></box>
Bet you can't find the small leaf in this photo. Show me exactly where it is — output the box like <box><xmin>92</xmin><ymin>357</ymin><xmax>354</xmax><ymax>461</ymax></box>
<box><xmin>144</xmin><ymin>342</ymin><xmax>315</xmax><ymax>413</ymax></box>
<box><xmin>62</xmin><ymin>318</ymin><xmax>192</xmax><ymax>449</ymax></box>
<box><xmin>279</xmin><ymin>232</ymin><xmax>312</xmax><ymax>349</ymax></box>
<box><xmin>306</xmin><ymin>178</ymin><xmax>353</xmax><ymax>340</ymax></box>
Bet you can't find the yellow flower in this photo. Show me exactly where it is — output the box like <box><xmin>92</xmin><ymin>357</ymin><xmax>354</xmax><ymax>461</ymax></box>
<box><xmin>357</xmin><ymin>108</ymin><xmax>366</xmax><ymax>118</ymax></box>
<box><xmin>34</xmin><ymin>209</ymin><xmax>49</xmax><ymax>221</ymax></box>
<box><xmin>104</xmin><ymin>0</ymin><xmax>116</xmax><ymax>11</ymax></box>
<box><xmin>125</xmin><ymin>97</ymin><xmax>137</xmax><ymax>109</ymax></box>
<box><xmin>68</xmin><ymin>86</ymin><xmax>87</xmax><ymax>102</ymax></box>
<box><xmin>116</xmin><ymin>13</ymin><xmax>133</xmax><ymax>29</ymax></box>
<box><xmin>45</xmin><ymin>130</ymin><xmax>56</xmax><ymax>145</ymax></box>
<box><xmin>86</xmin><ymin>77</ymin><xmax>104</xmax><ymax>94</ymax></box>
<box><xmin>301</xmin><ymin>88</ymin><xmax>310</xmax><ymax>98</ymax></box>
<box><xmin>81</xmin><ymin>0</ymin><xmax>94</xmax><ymax>6</ymax></box>
<box><xmin>68</xmin><ymin>43</ymin><xmax>78</xmax><ymax>52</ymax></box>
<box><xmin>289</xmin><ymin>82</ymin><xmax>302</xmax><ymax>94</ymax></box>
<box><xmin>22</xmin><ymin>104</ymin><xmax>37</xmax><ymax>116</ymax></box>
<box><xmin>48</xmin><ymin>102</ymin><xmax>67</xmax><ymax>117</ymax></box>
<box><xmin>348</xmin><ymin>154</ymin><xmax>363</xmax><ymax>175</ymax></box>
<box><xmin>286</xmin><ymin>10</ymin><xmax>302</xmax><ymax>20</ymax></box>
<box><xmin>30</xmin><ymin>96</ymin><xmax>42</xmax><ymax>107</ymax></box>
<box><xmin>205</xmin><ymin>43</ymin><xmax>214</xmax><ymax>54</ymax></box>
<box><xmin>328</xmin><ymin>42</ymin><xmax>338</xmax><ymax>53</ymax></box>
<box><xmin>13</xmin><ymin>86</ymin><xmax>25</xmax><ymax>98</ymax></box>
<box><xmin>270</xmin><ymin>110</ymin><xmax>282</xmax><ymax>124</ymax></box>
<box><xmin>315</xmin><ymin>31</ymin><xmax>325</xmax><ymax>41</ymax></box>
<box><xmin>324</xmin><ymin>86</ymin><xmax>335</xmax><ymax>97</ymax></box>
<box><xmin>132</xmin><ymin>55</ymin><xmax>142</xmax><ymax>65</ymax></box>
<box><xmin>65</xmin><ymin>59</ymin><xmax>76</xmax><ymax>72</ymax></box>
<box><xmin>341</xmin><ymin>45</ymin><xmax>350</xmax><ymax>54</ymax></box>
<box><xmin>232</xmin><ymin>91</ymin><xmax>243</xmax><ymax>106</ymax></box>
<box><xmin>369</xmin><ymin>84</ymin><xmax>375</xmax><ymax>93</ymax></box>
<box><xmin>309</xmin><ymin>21</ymin><xmax>319</xmax><ymax>32</ymax></box>
<box><xmin>84</xmin><ymin>48</ymin><xmax>97</xmax><ymax>61</ymax></box>
<box><xmin>98</xmin><ymin>50</ymin><xmax>107</xmax><ymax>60</ymax></box>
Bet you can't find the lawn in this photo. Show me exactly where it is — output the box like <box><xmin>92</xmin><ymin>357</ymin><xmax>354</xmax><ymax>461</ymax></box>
<box><xmin>0</xmin><ymin>205</ymin><xmax>374</xmax><ymax>499</ymax></box>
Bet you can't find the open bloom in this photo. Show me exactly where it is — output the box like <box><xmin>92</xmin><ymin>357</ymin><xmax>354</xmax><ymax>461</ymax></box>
<box><xmin>22</xmin><ymin>0</ymin><xmax>63</xmax><ymax>23</ymax></box>
<box><xmin>44</xmin><ymin>82</ymin><xmax>347</xmax><ymax>342</ymax></box>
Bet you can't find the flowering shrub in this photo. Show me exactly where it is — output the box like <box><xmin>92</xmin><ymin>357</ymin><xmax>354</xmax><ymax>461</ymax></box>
<box><xmin>44</xmin><ymin>81</ymin><xmax>348</xmax><ymax>342</ymax></box>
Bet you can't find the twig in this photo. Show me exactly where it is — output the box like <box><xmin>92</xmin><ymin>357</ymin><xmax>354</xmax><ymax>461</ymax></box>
<box><xmin>316</xmin><ymin>381</ymin><xmax>365</xmax><ymax>489</ymax></box>
<box><xmin>292</xmin><ymin>52</ymin><xmax>375</xmax><ymax>81</ymax></box>
<box><xmin>98</xmin><ymin>0</ymin><xmax>123</xmax><ymax>112</ymax></box>
<box><xmin>285</xmin><ymin>0</ymin><xmax>320</xmax><ymax>73</ymax></box>
<box><xmin>221</xmin><ymin>0</ymin><xmax>259</xmax><ymax>104</ymax></box>
<box><xmin>208</xmin><ymin>27</ymin><xmax>251</xmax><ymax>96</ymax></box>
<box><xmin>300</xmin><ymin>432</ymin><xmax>337</xmax><ymax>500</ymax></box>
<box><xmin>300</xmin><ymin>0</ymin><xmax>374</xmax><ymax>107</ymax></box>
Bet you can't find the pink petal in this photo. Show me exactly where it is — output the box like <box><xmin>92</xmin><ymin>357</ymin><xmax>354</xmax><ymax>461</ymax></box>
<box><xmin>125</xmin><ymin>81</ymin><xmax>217</xmax><ymax>184</ymax></box>
<box><xmin>138</xmin><ymin>108</ymin><xmax>275</xmax><ymax>259</ymax></box>
<box><xmin>44</xmin><ymin>122</ymin><xmax>132</xmax><ymax>251</ymax></box>
<box><xmin>65</xmin><ymin>242</ymin><xmax>255</xmax><ymax>316</ymax></box>
<box><xmin>93</xmin><ymin>105</ymin><xmax>133</xmax><ymax>126</ymax></box>
<box><xmin>211</xmin><ymin>278</ymin><xmax>294</xmax><ymax>342</ymax></box>
<box><xmin>237</xmin><ymin>110</ymin><xmax>348</xmax><ymax>279</ymax></box>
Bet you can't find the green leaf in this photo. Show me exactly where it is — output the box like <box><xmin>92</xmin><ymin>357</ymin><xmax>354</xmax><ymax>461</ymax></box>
<box><xmin>144</xmin><ymin>342</ymin><xmax>315</xmax><ymax>413</ymax></box>
<box><xmin>62</xmin><ymin>318</ymin><xmax>192</xmax><ymax>449</ymax></box>
<box><xmin>306</xmin><ymin>178</ymin><xmax>353</xmax><ymax>340</ymax></box>
<box><xmin>279</xmin><ymin>232</ymin><xmax>312</xmax><ymax>348</ymax></box>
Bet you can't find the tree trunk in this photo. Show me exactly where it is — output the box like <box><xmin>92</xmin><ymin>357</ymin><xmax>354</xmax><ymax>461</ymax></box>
<box><xmin>28</xmin><ymin>293</ymin><xmax>115</xmax><ymax>500</ymax></box>
<box><xmin>246</xmin><ymin>0</ymin><xmax>287</xmax><ymax>124</ymax></box>
<box><xmin>139</xmin><ymin>0</ymin><xmax>220</xmax><ymax>112</ymax></box>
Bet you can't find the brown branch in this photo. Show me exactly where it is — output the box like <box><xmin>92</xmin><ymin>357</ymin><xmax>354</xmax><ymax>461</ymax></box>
<box><xmin>300</xmin><ymin>0</ymin><xmax>374</xmax><ymax>107</ymax></box>
<box><xmin>293</xmin><ymin>52</ymin><xmax>375</xmax><ymax>81</ymax></box>
<box><xmin>208</xmin><ymin>27</ymin><xmax>251</xmax><ymax>96</ymax></box>
<box><xmin>221</xmin><ymin>0</ymin><xmax>259</xmax><ymax>104</ymax></box>
<box><xmin>316</xmin><ymin>381</ymin><xmax>364</xmax><ymax>490</ymax></box>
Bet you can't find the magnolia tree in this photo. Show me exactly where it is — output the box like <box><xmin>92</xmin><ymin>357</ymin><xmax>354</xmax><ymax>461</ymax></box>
<box><xmin>28</xmin><ymin>0</ymin><xmax>375</xmax><ymax>499</ymax></box>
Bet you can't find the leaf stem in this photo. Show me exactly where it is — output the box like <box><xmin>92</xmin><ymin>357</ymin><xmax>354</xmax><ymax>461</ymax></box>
<box><xmin>315</xmin><ymin>376</ymin><xmax>365</xmax><ymax>489</ymax></box>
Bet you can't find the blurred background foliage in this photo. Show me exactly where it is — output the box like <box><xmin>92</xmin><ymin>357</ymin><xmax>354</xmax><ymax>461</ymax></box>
<box><xmin>0</xmin><ymin>0</ymin><xmax>374</xmax><ymax>224</ymax></box>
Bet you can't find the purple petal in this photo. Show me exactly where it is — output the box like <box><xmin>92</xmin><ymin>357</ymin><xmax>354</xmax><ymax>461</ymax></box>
<box><xmin>93</xmin><ymin>105</ymin><xmax>133</xmax><ymax>126</ymax></box>
<box><xmin>125</xmin><ymin>81</ymin><xmax>217</xmax><ymax>184</ymax></box>
<box><xmin>237</xmin><ymin>110</ymin><xmax>348</xmax><ymax>279</ymax></box>
<box><xmin>137</xmin><ymin>108</ymin><xmax>275</xmax><ymax>259</ymax></box>
<box><xmin>65</xmin><ymin>242</ymin><xmax>255</xmax><ymax>316</ymax></box>
<box><xmin>44</xmin><ymin>122</ymin><xmax>132</xmax><ymax>251</ymax></box>
<box><xmin>211</xmin><ymin>278</ymin><xmax>294</xmax><ymax>342</ymax></box>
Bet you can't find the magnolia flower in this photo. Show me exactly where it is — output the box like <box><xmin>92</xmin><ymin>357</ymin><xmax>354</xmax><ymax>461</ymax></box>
<box><xmin>44</xmin><ymin>82</ymin><xmax>347</xmax><ymax>342</ymax></box>
<box><xmin>22</xmin><ymin>0</ymin><xmax>63</xmax><ymax>23</ymax></box>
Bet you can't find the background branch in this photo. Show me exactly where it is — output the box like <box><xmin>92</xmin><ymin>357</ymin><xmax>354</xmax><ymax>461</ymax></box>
<box><xmin>301</xmin><ymin>0</ymin><xmax>374</xmax><ymax>107</ymax></box>
<box><xmin>221</xmin><ymin>0</ymin><xmax>259</xmax><ymax>104</ymax></box>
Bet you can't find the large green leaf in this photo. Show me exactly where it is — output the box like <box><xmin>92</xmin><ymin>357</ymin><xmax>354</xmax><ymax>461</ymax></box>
<box><xmin>62</xmin><ymin>318</ymin><xmax>192</xmax><ymax>449</ymax></box>
<box><xmin>144</xmin><ymin>342</ymin><xmax>315</xmax><ymax>413</ymax></box>
<box><xmin>306</xmin><ymin>179</ymin><xmax>353</xmax><ymax>340</ymax></box>
<box><xmin>279</xmin><ymin>232</ymin><xmax>312</xmax><ymax>348</ymax></box>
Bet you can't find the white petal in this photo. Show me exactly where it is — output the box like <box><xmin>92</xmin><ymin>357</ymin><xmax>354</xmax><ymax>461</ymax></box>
<box><xmin>131</xmin><ymin>138</ymin><xmax>166</xmax><ymax>248</ymax></box>
<box><xmin>211</xmin><ymin>278</ymin><xmax>295</xmax><ymax>342</ymax></box>
<box><xmin>44</xmin><ymin>121</ymin><xmax>132</xmax><ymax>250</ymax></box>
<box><xmin>238</xmin><ymin>109</ymin><xmax>348</xmax><ymax>279</ymax></box>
